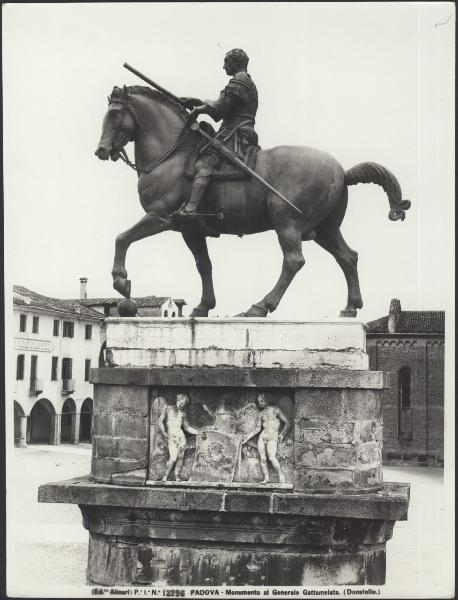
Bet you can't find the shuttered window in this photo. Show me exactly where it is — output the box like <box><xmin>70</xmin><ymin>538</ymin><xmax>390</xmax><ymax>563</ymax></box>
<box><xmin>32</xmin><ymin>316</ymin><xmax>39</xmax><ymax>334</ymax></box>
<box><xmin>53</xmin><ymin>320</ymin><xmax>60</xmax><ymax>336</ymax></box>
<box><xmin>51</xmin><ymin>357</ymin><xmax>58</xmax><ymax>381</ymax></box>
<box><xmin>85</xmin><ymin>359</ymin><xmax>91</xmax><ymax>381</ymax></box>
<box><xmin>16</xmin><ymin>355</ymin><xmax>25</xmax><ymax>380</ymax></box>
<box><xmin>62</xmin><ymin>357</ymin><xmax>73</xmax><ymax>379</ymax></box>
<box><xmin>63</xmin><ymin>321</ymin><xmax>74</xmax><ymax>338</ymax></box>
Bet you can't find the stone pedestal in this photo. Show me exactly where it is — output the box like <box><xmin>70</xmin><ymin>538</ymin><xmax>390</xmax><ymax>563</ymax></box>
<box><xmin>39</xmin><ymin>318</ymin><xmax>409</xmax><ymax>586</ymax></box>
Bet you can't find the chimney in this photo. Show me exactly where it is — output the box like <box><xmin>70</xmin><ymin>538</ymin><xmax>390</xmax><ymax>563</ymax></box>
<box><xmin>80</xmin><ymin>277</ymin><xmax>88</xmax><ymax>300</ymax></box>
<box><xmin>387</xmin><ymin>298</ymin><xmax>401</xmax><ymax>333</ymax></box>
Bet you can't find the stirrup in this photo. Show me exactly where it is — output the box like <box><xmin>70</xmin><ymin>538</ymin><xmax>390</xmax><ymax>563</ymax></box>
<box><xmin>177</xmin><ymin>207</ymin><xmax>197</xmax><ymax>217</ymax></box>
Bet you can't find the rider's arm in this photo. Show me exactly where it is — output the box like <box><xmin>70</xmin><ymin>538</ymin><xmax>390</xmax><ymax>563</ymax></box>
<box><xmin>191</xmin><ymin>77</ymin><xmax>250</xmax><ymax>122</ymax></box>
<box><xmin>181</xmin><ymin>97</ymin><xmax>204</xmax><ymax>109</ymax></box>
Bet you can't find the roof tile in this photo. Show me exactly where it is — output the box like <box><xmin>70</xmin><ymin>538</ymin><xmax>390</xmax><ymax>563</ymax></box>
<box><xmin>13</xmin><ymin>286</ymin><xmax>105</xmax><ymax>320</ymax></box>
<box><xmin>367</xmin><ymin>311</ymin><xmax>445</xmax><ymax>334</ymax></box>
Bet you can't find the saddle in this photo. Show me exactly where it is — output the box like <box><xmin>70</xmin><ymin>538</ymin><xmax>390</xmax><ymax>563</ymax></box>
<box><xmin>184</xmin><ymin>122</ymin><xmax>260</xmax><ymax>182</ymax></box>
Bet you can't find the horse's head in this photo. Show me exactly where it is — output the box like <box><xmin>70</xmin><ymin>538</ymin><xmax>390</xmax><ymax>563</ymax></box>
<box><xmin>95</xmin><ymin>86</ymin><xmax>137</xmax><ymax>161</ymax></box>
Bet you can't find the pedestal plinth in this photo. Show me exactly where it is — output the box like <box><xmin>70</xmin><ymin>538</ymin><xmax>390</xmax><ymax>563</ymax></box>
<box><xmin>39</xmin><ymin>318</ymin><xmax>410</xmax><ymax>586</ymax></box>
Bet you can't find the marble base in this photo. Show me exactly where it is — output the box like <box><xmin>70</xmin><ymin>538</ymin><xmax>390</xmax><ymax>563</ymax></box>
<box><xmin>104</xmin><ymin>317</ymin><xmax>369</xmax><ymax>370</ymax></box>
<box><xmin>38</xmin><ymin>477</ymin><xmax>409</xmax><ymax>586</ymax></box>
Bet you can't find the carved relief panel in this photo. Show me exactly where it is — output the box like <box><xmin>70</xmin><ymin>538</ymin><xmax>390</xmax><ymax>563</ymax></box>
<box><xmin>148</xmin><ymin>387</ymin><xmax>294</xmax><ymax>487</ymax></box>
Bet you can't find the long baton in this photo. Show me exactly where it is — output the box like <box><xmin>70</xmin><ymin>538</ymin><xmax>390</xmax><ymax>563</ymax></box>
<box><xmin>124</xmin><ymin>63</ymin><xmax>184</xmax><ymax>105</ymax></box>
<box><xmin>123</xmin><ymin>62</ymin><xmax>303</xmax><ymax>215</ymax></box>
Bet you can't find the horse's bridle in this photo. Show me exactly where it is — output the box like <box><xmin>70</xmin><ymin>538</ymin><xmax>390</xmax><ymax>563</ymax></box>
<box><xmin>107</xmin><ymin>92</ymin><xmax>190</xmax><ymax>175</ymax></box>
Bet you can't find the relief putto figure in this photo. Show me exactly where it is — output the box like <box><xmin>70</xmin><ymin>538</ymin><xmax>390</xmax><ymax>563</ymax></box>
<box><xmin>243</xmin><ymin>393</ymin><xmax>291</xmax><ymax>483</ymax></box>
<box><xmin>158</xmin><ymin>393</ymin><xmax>199</xmax><ymax>482</ymax></box>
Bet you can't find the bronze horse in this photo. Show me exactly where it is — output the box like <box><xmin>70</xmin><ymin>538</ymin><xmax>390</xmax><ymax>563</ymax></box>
<box><xmin>95</xmin><ymin>85</ymin><xmax>410</xmax><ymax>317</ymax></box>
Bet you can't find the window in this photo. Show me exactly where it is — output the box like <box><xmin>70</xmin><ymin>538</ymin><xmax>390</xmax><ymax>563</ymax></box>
<box><xmin>32</xmin><ymin>316</ymin><xmax>39</xmax><ymax>334</ymax></box>
<box><xmin>51</xmin><ymin>357</ymin><xmax>58</xmax><ymax>381</ymax></box>
<box><xmin>164</xmin><ymin>310</ymin><xmax>168</xmax><ymax>317</ymax></box>
<box><xmin>30</xmin><ymin>355</ymin><xmax>38</xmax><ymax>380</ymax></box>
<box><xmin>19</xmin><ymin>314</ymin><xmax>27</xmax><ymax>332</ymax></box>
<box><xmin>398</xmin><ymin>366</ymin><xmax>413</xmax><ymax>440</ymax></box>
<box><xmin>85</xmin><ymin>359</ymin><xmax>91</xmax><ymax>381</ymax></box>
<box><xmin>61</xmin><ymin>357</ymin><xmax>73</xmax><ymax>380</ymax></box>
<box><xmin>63</xmin><ymin>321</ymin><xmax>74</xmax><ymax>338</ymax></box>
<box><xmin>53</xmin><ymin>320</ymin><xmax>60</xmax><ymax>336</ymax></box>
<box><xmin>172</xmin><ymin>312</ymin><xmax>176</xmax><ymax>317</ymax></box>
<box><xmin>85</xmin><ymin>324</ymin><xmax>92</xmax><ymax>340</ymax></box>
<box><xmin>16</xmin><ymin>355</ymin><xmax>25</xmax><ymax>380</ymax></box>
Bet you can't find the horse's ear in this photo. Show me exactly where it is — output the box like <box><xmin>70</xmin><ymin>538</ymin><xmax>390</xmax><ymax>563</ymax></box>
<box><xmin>107</xmin><ymin>95</ymin><xmax>111</xmax><ymax>104</ymax></box>
<box><xmin>122</xmin><ymin>85</ymin><xmax>128</xmax><ymax>97</ymax></box>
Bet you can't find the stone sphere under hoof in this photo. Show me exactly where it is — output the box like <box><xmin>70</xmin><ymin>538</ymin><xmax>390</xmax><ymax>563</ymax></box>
<box><xmin>117</xmin><ymin>298</ymin><xmax>138</xmax><ymax>317</ymax></box>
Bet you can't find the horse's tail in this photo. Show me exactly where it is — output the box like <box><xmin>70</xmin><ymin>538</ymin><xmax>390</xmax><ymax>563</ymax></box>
<box><xmin>344</xmin><ymin>162</ymin><xmax>411</xmax><ymax>221</ymax></box>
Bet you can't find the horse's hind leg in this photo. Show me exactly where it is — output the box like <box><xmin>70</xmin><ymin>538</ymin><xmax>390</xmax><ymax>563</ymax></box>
<box><xmin>182</xmin><ymin>230</ymin><xmax>216</xmax><ymax>317</ymax></box>
<box><xmin>314</xmin><ymin>228</ymin><xmax>363</xmax><ymax>317</ymax></box>
<box><xmin>112</xmin><ymin>211</ymin><xmax>172</xmax><ymax>298</ymax></box>
<box><xmin>240</xmin><ymin>225</ymin><xmax>305</xmax><ymax>317</ymax></box>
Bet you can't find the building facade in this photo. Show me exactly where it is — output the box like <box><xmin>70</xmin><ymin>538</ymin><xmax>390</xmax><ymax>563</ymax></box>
<box><xmin>366</xmin><ymin>299</ymin><xmax>445</xmax><ymax>466</ymax></box>
<box><xmin>13</xmin><ymin>282</ymin><xmax>188</xmax><ymax>448</ymax></box>
<box><xmin>13</xmin><ymin>286</ymin><xmax>105</xmax><ymax>448</ymax></box>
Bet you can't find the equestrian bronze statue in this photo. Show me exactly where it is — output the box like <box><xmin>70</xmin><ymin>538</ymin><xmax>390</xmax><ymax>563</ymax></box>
<box><xmin>95</xmin><ymin>49</ymin><xmax>411</xmax><ymax>318</ymax></box>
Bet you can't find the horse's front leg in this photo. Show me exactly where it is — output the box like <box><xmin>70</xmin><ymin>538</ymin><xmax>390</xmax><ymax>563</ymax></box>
<box><xmin>181</xmin><ymin>230</ymin><xmax>215</xmax><ymax>317</ymax></box>
<box><xmin>240</xmin><ymin>225</ymin><xmax>305</xmax><ymax>317</ymax></box>
<box><xmin>112</xmin><ymin>211</ymin><xmax>172</xmax><ymax>298</ymax></box>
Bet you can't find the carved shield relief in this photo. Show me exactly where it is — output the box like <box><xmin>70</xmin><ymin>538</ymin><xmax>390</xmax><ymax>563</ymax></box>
<box><xmin>189</xmin><ymin>431</ymin><xmax>242</xmax><ymax>483</ymax></box>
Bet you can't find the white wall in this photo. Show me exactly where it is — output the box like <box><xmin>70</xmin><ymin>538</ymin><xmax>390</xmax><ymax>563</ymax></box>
<box><xmin>13</xmin><ymin>308</ymin><xmax>103</xmax><ymax>416</ymax></box>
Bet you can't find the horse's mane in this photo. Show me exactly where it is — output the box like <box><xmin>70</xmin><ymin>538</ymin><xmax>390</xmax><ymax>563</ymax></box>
<box><xmin>126</xmin><ymin>85</ymin><xmax>188</xmax><ymax>121</ymax></box>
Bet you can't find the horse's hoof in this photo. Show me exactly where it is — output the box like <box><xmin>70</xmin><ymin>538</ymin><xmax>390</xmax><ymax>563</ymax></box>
<box><xmin>340</xmin><ymin>308</ymin><xmax>357</xmax><ymax>318</ymax></box>
<box><xmin>190</xmin><ymin>307</ymin><xmax>209</xmax><ymax>317</ymax></box>
<box><xmin>238</xmin><ymin>304</ymin><xmax>268</xmax><ymax>318</ymax></box>
<box><xmin>118</xmin><ymin>298</ymin><xmax>138</xmax><ymax>317</ymax></box>
<box><xmin>113</xmin><ymin>277</ymin><xmax>131</xmax><ymax>298</ymax></box>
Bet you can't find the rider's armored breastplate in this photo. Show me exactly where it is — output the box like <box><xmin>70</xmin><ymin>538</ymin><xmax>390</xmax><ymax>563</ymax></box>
<box><xmin>221</xmin><ymin>73</ymin><xmax>258</xmax><ymax>130</ymax></box>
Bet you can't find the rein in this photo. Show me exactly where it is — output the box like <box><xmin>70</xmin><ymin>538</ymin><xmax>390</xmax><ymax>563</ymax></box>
<box><xmin>119</xmin><ymin>123</ymin><xmax>191</xmax><ymax>174</ymax></box>
<box><xmin>111</xmin><ymin>94</ymin><xmax>191</xmax><ymax>175</ymax></box>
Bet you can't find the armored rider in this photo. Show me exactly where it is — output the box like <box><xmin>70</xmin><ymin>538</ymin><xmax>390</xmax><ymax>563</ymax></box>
<box><xmin>179</xmin><ymin>48</ymin><xmax>259</xmax><ymax>221</ymax></box>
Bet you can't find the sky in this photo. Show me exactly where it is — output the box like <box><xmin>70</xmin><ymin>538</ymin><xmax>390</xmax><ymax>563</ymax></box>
<box><xmin>3</xmin><ymin>3</ymin><xmax>455</xmax><ymax>322</ymax></box>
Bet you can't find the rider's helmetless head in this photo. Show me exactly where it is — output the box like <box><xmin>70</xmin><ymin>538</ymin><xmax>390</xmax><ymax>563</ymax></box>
<box><xmin>224</xmin><ymin>49</ymin><xmax>249</xmax><ymax>75</ymax></box>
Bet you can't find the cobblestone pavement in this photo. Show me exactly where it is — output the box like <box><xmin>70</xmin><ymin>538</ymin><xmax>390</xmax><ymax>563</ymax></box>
<box><xmin>6</xmin><ymin>445</ymin><xmax>453</xmax><ymax>598</ymax></box>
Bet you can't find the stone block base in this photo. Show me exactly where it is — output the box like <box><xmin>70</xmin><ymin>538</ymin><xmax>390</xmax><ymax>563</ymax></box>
<box><xmin>86</xmin><ymin>532</ymin><xmax>386</xmax><ymax>586</ymax></box>
<box><xmin>39</xmin><ymin>477</ymin><xmax>409</xmax><ymax>587</ymax></box>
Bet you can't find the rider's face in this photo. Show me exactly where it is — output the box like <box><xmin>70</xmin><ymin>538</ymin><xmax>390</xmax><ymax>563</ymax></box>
<box><xmin>223</xmin><ymin>57</ymin><xmax>236</xmax><ymax>75</ymax></box>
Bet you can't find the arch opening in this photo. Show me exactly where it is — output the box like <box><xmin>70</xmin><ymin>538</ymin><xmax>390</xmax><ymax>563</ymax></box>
<box><xmin>30</xmin><ymin>398</ymin><xmax>56</xmax><ymax>444</ymax></box>
<box><xmin>79</xmin><ymin>398</ymin><xmax>93</xmax><ymax>442</ymax></box>
<box><xmin>61</xmin><ymin>397</ymin><xmax>76</xmax><ymax>443</ymax></box>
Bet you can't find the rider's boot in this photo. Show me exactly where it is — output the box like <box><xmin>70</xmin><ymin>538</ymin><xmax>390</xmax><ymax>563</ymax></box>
<box><xmin>179</xmin><ymin>173</ymin><xmax>208</xmax><ymax>217</ymax></box>
<box><xmin>177</xmin><ymin>174</ymin><xmax>219</xmax><ymax>236</ymax></box>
